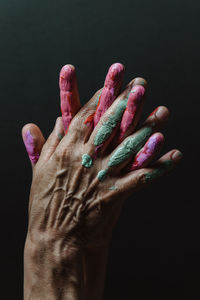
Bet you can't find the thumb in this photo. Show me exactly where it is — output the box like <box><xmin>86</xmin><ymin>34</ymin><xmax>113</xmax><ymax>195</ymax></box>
<box><xmin>22</xmin><ymin>123</ymin><xmax>45</xmax><ymax>169</ymax></box>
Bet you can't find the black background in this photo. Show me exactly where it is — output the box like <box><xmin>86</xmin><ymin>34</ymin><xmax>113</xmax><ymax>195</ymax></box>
<box><xmin>0</xmin><ymin>0</ymin><xmax>199</xmax><ymax>299</ymax></box>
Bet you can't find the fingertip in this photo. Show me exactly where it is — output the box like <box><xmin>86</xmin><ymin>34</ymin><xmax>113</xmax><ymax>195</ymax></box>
<box><xmin>60</xmin><ymin>64</ymin><xmax>75</xmax><ymax>76</ymax></box>
<box><xmin>110</xmin><ymin>62</ymin><xmax>125</xmax><ymax>73</ymax></box>
<box><xmin>22</xmin><ymin>123</ymin><xmax>40</xmax><ymax>138</ymax></box>
<box><xmin>105</xmin><ymin>62</ymin><xmax>125</xmax><ymax>85</ymax></box>
<box><xmin>153</xmin><ymin>132</ymin><xmax>165</xmax><ymax>143</ymax></box>
<box><xmin>171</xmin><ymin>149</ymin><xmax>183</xmax><ymax>162</ymax></box>
<box><xmin>54</xmin><ymin>116</ymin><xmax>65</xmax><ymax>137</ymax></box>
<box><xmin>55</xmin><ymin>116</ymin><xmax>63</xmax><ymax>124</ymax></box>
<box><xmin>130</xmin><ymin>84</ymin><xmax>146</xmax><ymax>96</ymax></box>
<box><xmin>59</xmin><ymin>64</ymin><xmax>76</xmax><ymax>90</ymax></box>
<box><xmin>22</xmin><ymin>125</ymin><xmax>41</xmax><ymax>165</ymax></box>
<box><xmin>155</xmin><ymin>106</ymin><xmax>170</xmax><ymax>122</ymax></box>
<box><xmin>131</xmin><ymin>77</ymin><xmax>148</xmax><ymax>88</ymax></box>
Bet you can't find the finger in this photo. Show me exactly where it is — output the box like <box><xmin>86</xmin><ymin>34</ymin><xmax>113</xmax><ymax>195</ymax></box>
<box><xmin>143</xmin><ymin>149</ymin><xmax>182</xmax><ymax>183</ymax></box>
<box><xmin>39</xmin><ymin>117</ymin><xmax>64</xmax><ymax>163</ymax></box>
<box><xmin>144</xmin><ymin>105</ymin><xmax>169</xmax><ymax>129</ymax></box>
<box><xmin>117</xmin><ymin>84</ymin><xmax>146</xmax><ymax>143</ymax></box>
<box><xmin>112</xmin><ymin>149</ymin><xmax>183</xmax><ymax>199</ymax></box>
<box><xmin>59</xmin><ymin>64</ymin><xmax>81</xmax><ymax>133</ymax></box>
<box><xmin>128</xmin><ymin>77</ymin><xmax>147</xmax><ymax>89</ymax></box>
<box><xmin>84</xmin><ymin>63</ymin><xmax>125</xmax><ymax>129</ymax></box>
<box><xmin>93</xmin><ymin>63</ymin><xmax>125</xmax><ymax>127</ymax></box>
<box><xmin>125</xmin><ymin>132</ymin><xmax>164</xmax><ymax>171</ymax></box>
<box><xmin>22</xmin><ymin>123</ymin><xmax>45</xmax><ymax>168</ymax></box>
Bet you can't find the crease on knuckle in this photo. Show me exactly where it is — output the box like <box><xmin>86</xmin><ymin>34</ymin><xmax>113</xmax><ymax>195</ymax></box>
<box><xmin>137</xmin><ymin>171</ymin><xmax>146</xmax><ymax>185</ymax></box>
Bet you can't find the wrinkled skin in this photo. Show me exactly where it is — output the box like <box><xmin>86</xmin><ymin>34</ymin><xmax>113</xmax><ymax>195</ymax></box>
<box><xmin>22</xmin><ymin>63</ymin><xmax>182</xmax><ymax>300</ymax></box>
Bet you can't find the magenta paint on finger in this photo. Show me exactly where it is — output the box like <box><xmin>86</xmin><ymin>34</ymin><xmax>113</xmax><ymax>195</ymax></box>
<box><xmin>59</xmin><ymin>65</ymin><xmax>80</xmax><ymax>133</ymax></box>
<box><xmin>24</xmin><ymin>130</ymin><xmax>40</xmax><ymax>164</ymax></box>
<box><xmin>93</xmin><ymin>63</ymin><xmax>124</xmax><ymax>127</ymax></box>
<box><xmin>60</xmin><ymin>91</ymin><xmax>73</xmax><ymax>132</ymax></box>
<box><xmin>119</xmin><ymin>85</ymin><xmax>145</xmax><ymax>142</ymax></box>
<box><xmin>129</xmin><ymin>133</ymin><xmax>164</xmax><ymax>171</ymax></box>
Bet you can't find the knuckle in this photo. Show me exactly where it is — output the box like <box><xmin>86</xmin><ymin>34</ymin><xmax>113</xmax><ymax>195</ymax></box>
<box><xmin>137</xmin><ymin>171</ymin><xmax>146</xmax><ymax>185</ymax></box>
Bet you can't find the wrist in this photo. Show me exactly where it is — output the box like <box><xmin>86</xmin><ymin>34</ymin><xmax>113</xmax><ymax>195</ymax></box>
<box><xmin>24</xmin><ymin>235</ymin><xmax>84</xmax><ymax>300</ymax></box>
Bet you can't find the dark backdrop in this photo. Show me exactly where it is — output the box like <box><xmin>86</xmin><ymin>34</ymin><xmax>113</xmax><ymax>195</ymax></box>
<box><xmin>0</xmin><ymin>0</ymin><xmax>199</xmax><ymax>299</ymax></box>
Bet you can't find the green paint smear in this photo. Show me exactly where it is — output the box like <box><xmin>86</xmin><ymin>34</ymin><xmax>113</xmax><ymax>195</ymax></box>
<box><xmin>108</xmin><ymin>126</ymin><xmax>153</xmax><ymax>167</ymax></box>
<box><xmin>94</xmin><ymin>93</ymin><xmax>130</xmax><ymax>146</ymax></box>
<box><xmin>108</xmin><ymin>185</ymin><xmax>117</xmax><ymax>190</ymax></box>
<box><xmin>57</xmin><ymin>133</ymin><xmax>64</xmax><ymax>141</ymax></box>
<box><xmin>82</xmin><ymin>154</ymin><xmax>93</xmax><ymax>168</ymax></box>
<box><xmin>95</xmin><ymin>91</ymin><xmax>102</xmax><ymax>106</ymax></box>
<box><xmin>139</xmin><ymin>79</ymin><xmax>145</xmax><ymax>86</ymax></box>
<box><xmin>145</xmin><ymin>160</ymin><xmax>173</xmax><ymax>183</ymax></box>
<box><xmin>97</xmin><ymin>169</ymin><xmax>108</xmax><ymax>181</ymax></box>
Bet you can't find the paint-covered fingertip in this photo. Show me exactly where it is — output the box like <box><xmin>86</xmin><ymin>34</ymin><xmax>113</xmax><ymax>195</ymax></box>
<box><xmin>130</xmin><ymin>84</ymin><xmax>146</xmax><ymax>97</ymax></box>
<box><xmin>151</xmin><ymin>132</ymin><xmax>165</xmax><ymax>143</ymax></box>
<box><xmin>106</xmin><ymin>63</ymin><xmax>125</xmax><ymax>85</ymax></box>
<box><xmin>60</xmin><ymin>64</ymin><xmax>75</xmax><ymax>75</ymax></box>
<box><xmin>21</xmin><ymin>123</ymin><xmax>38</xmax><ymax>137</ymax></box>
<box><xmin>22</xmin><ymin>129</ymin><xmax>40</xmax><ymax>164</ymax></box>
<box><xmin>145</xmin><ymin>133</ymin><xmax>165</xmax><ymax>155</ymax></box>
<box><xmin>109</xmin><ymin>62</ymin><xmax>125</xmax><ymax>73</ymax></box>
<box><xmin>59</xmin><ymin>64</ymin><xmax>76</xmax><ymax>90</ymax></box>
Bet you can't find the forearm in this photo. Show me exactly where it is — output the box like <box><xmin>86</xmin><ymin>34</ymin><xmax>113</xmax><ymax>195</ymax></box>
<box><xmin>24</xmin><ymin>237</ymin><xmax>84</xmax><ymax>300</ymax></box>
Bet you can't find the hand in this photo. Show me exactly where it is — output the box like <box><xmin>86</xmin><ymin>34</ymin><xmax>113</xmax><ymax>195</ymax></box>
<box><xmin>22</xmin><ymin>63</ymin><xmax>182</xmax><ymax>300</ymax></box>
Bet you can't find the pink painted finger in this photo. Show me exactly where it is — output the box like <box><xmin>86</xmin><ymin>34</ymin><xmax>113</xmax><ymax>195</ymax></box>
<box><xmin>118</xmin><ymin>84</ymin><xmax>145</xmax><ymax>143</ymax></box>
<box><xmin>59</xmin><ymin>64</ymin><xmax>81</xmax><ymax>133</ymax></box>
<box><xmin>127</xmin><ymin>132</ymin><xmax>164</xmax><ymax>171</ymax></box>
<box><xmin>92</xmin><ymin>63</ymin><xmax>125</xmax><ymax>127</ymax></box>
<box><xmin>22</xmin><ymin>124</ymin><xmax>45</xmax><ymax>167</ymax></box>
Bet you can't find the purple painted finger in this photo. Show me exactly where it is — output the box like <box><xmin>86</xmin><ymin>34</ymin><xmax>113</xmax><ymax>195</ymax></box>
<box><xmin>59</xmin><ymin>64</ymin><xmax>80</xmax><ymax>133</ymax></box>
<box><xmin>22</xmin><ymin>124</ymin><xmax>45</xmax><ymax>167</ymax></box>
<box><xmin>93</xmin><ymin>63</ymin><xmax>125</xmax><ymax>127</ymax></box>
<box><xmin>118</xmin><ymin>84</ymin><xmax>145</xmax><ymax>143</ymax></box>
<box><xmin>24</xmin><ymin>130</ymin><xmax>40</xmax><ymax>164</ymax></box>
<box><xmin>127</xmin><ymin>132</ymin><xmax>164</xmax><ymax>171</ymax></box>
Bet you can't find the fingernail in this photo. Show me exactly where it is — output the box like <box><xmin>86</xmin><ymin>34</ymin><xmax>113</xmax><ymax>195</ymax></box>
<box><xmin>133</xmin><ymin>78</ymin><xmax>147</xmax><ymax>87</ymax></box>
<box><xmin>172</xmin><ymin>150</ymin><xmax>183</xmax><ymax>162</ymax></box>
<box><xmin>155</xmin><ymin>106</ymin><xmax>169</xmax><ymax>121</ymax></box>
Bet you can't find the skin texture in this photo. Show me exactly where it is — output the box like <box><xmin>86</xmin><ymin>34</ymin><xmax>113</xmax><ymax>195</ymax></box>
<box><xmin>22</xmin><ymin>63</ymin><xmax>182</xmax><ymax>300</ymax></box>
